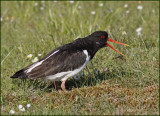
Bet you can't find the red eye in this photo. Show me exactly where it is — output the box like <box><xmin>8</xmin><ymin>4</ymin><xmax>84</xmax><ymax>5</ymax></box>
<box><xmin>101</xmin><ymin>35</ymin><xmax>105</xmax><ymax>38</ymax></box>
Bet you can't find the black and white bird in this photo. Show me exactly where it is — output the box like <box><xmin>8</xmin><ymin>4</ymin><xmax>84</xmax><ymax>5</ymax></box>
<box><xmin>11</xmin><ymin>31</ymin><xmax>128</xmax><ymax>92</ymax></box>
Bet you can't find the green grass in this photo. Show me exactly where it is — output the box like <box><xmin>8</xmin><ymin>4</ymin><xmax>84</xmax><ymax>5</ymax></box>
<box><xmin>1</xmin><ymin>1</ymin><xmax>159</xmax><ymax>115</ymax></box>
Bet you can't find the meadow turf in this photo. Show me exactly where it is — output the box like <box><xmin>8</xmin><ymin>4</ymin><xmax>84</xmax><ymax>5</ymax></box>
<box><xmin>1</xmin><ymin>1</ymin><xmax>159</xmax><ymax>115</ymax></box>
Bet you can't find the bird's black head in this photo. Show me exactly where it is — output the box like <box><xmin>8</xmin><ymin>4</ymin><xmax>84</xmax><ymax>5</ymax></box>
<box><xmin>85</xmin><ymin>31</ymin><xmax>129</xmax><ymax>57</ymax></box>
<box><xmin>87</xmin><ymin>31</ymin><xmax>109</xmax><ymax>48</ymax></box>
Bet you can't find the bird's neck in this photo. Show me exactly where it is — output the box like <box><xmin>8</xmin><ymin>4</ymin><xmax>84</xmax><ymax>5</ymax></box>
<box><xmin>73</xmin><ymin>38</ymin><xmax>100</xmax><ymax>60</ymax></box>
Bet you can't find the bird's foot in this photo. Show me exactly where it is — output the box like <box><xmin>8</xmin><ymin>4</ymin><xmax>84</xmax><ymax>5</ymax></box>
<box><xmin>55</xmin><ymin>81</ymin><xmax>67</xmax><ymax>92</ymax></box>
<box><xmin>61</xmin><ymin>80</ymin><xmax>67</xmax><ymax>92</ymax></box>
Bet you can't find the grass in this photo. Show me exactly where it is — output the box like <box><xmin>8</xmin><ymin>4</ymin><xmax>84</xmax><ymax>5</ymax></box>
<box><xmin>1</xmin><ymin>1</ymin><xmax>159</xmax><ymax>115</ymax></box>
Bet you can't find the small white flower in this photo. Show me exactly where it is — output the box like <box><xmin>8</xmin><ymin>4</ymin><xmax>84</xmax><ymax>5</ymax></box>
<box><xmin>124</xmin><ymin>4</ymin><xmax>128</xmax><ymax>8</ymax></box>
<box><xmin>91</xmin><ymin>11</ymin><xmax>96</xmax><ymax>15</ymax></box>
<box><xmin>9</xmin><ymin>109</ymin><xmax>15</xmax><ymax>114</ymax></box>
<box><xmin>136</xmin><ymin>27</ymin><xmax>142</xmax><ymax>32</ymax></box>
<box><xmin>69</xmin><ymin>1</ymin><xmax>74</xmax><ymax>4</ymax></box>
<box><xmin>27</xmin><ymin>104</ymin><xmax>31</xmax><ymax>108</ymax></box>
<box><xmin>34</xmin><ymin>3</ymin><xmax>38</xmax><ymax>6</ymax></box>
<box><xmin>122</xmin><ymin>31</ymin><xmax>127</xmax><ymax>35</ymax></box>
<box><xmin>18</xmin><ymin>105</ymin><xmax>25</xmax><ymax>112</ymax></box>
<box><xmin>1</xmin><ymin>17</ymin><xmax>3</xmax><ymax>22</ymax></box>
<box><xmin>137</xmin><ymin>31</ymin><xmax>141</xmax><ymax>36</ymax></box>
<box><xmin>20</xmin><ymin>107</ymin><xmax>25</xmax><ymax>112</ymax></box>
<box><xmin>153</xmin><ymin>56</ymin><xmax>156</xmax><ymax>61</ymax></box>
<box><xmin>99</xmin><ymin>3</ymin><xmax>104</xmax><ymax>7</ymax></box>
<box><xmin>27</xmin><ymin>54</ymin><xmax>33</xmax><ymax>59</ymax></box>
<box><xmin>54</xmin><ymin>0</ymin><xmax>57</xmax><ymax>2</ymax></box>
<box><xmin>152</xmin><ymin>9</ymin><xmax>155</xmax><ymax>14</ymax></box>
<box><xmin>126</xmin><ymin>10</ymin><xmax>130</xmax><ymax>14</ymax></box>
<box><xmin>38</xmin><ymin>54</ymin><xmax>42</xmax><ymax>56</ymax></box>
<box><xmin>78</xmin><ymin>6</ymin><xmax>82</xmax><ymax>9</ymax></box>
<box><xmin>18</xmin><ymin>105</ymin><xmax>23</xmax><ymax>109</ymax></box>
<box><xmin>32</xmin><ymin>57</ymin><xmax>38</xmax><ymax>63</ymax></box>
<box><xmin>137</xmin><ymin>5</ymin><xmax>143</xmax><ymax>10</ymax></box>
<box><xmin>40</xmin><ymin>7</ymin><xmax>44</xmax><ymax>10</ymax></box>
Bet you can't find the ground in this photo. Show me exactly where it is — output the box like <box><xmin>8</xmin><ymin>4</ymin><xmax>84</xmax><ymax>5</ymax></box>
<box><xmin>1</xmin><ymin>1</ymin><xmax>159</xmax><ymax>115</ymax></box>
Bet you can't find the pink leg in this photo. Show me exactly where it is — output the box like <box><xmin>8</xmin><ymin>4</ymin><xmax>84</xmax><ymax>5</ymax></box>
<box><xmin>55</xmin><ymin>81</ymin><xmax>62</xmax><ymax>92</ymax></box>
<box><xmin>61</xmin><ymin>81</ymin><xmax>67</xmax><ymax>92</ymax></box>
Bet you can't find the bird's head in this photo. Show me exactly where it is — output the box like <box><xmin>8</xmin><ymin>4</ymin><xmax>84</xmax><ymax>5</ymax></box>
<box><xmin>88</xmin><ymin>31</ymin><xmax>129</xmax><ymax>55</ymax></box>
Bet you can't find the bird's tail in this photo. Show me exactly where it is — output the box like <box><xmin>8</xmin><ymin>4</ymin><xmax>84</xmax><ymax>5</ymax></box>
<box><xmin>10</xmin><ymin>69</ymin><xmax>28</xmax><ymax>79</ymax></box>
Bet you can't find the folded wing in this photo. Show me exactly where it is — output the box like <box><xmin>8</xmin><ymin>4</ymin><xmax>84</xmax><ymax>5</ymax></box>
<box><xmin>25</xmin><ymin>49</ymin><xmax>87</xmax><ymax>79</ymax></box>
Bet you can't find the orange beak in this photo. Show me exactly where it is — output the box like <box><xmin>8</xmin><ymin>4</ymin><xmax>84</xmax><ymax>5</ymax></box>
<box><xmin>106</xmin><ymin>38</ymin><xmax>129</xmax><ymax>55</ymax></box>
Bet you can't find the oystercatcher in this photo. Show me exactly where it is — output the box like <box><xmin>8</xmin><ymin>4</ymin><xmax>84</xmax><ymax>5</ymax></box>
<box><xmin>11</xmin><ymin>31</ymin><xmax>128</xmax><ymax>92</ymax></box>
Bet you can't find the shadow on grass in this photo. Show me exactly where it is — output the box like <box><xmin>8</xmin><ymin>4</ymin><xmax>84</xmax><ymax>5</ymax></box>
<box><xmin>12</xmin><ymin>69</ymin><xmax>133</xmax><ymax>92</ymax></box>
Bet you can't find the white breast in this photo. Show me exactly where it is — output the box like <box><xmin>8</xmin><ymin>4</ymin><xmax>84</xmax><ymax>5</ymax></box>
<box><xmin>46</xmin><ymin>50</ymin><xmax>90</xmax><ymax>81</ymax></box>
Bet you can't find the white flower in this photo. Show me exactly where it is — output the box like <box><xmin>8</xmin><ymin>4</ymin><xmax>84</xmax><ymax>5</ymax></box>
<box><xmin>124</xmin><ymin>4</ymin><xmax>128</xmax><ymax>8</ymax></box>
<box><xmin>20</xmin><ymin>107</ymin><xmax>25</xmax><ymax>112</ymax></box>
<box><xmin>153</xmin><ymin>56</ymin><xmax>156</xmax><ymax>61</ymax></box>
<box><xmin>18</xmin><ymin>105</ymin><xmax>23</xmax><ymax>109</ymax></box>
<box><xmin>69</xmin><ymin>1</ymin><xmax>74</xmax><ymax>4</ymax></box>
<box><xmin>91</xmin><ymin>11</ymin><xmax>96</xmax><ymax>15</ymax></box>
<box><xmin>136</xmin><ymin>27</ymin><xmax>142</xmax><ymax>36</ymax></box>
<box><xmin>152</xmin><ymin>9</ymin><xmax>155</xmax><ymax>14</ymax></box>
<box><xmin>136</xmin><ymin>27</ymin><xmax>142</xmax><ymax>32</ymax></box>
<box><xmin>18</xmin><ymin>105</ymin><xmax>25</xmax><ymax>112</ymax></box>
<box><xmin>34</xmin><ymin>3</ymin><xmax>38</xmax><ymax>6</ymax></box>
<box><xmin>78</xmin><ymin>6</ymin><xmax>82</xmax><ymax>9</ymax></box>
<box><xmin>54</xmin><ymin>0</ymin><xmax>57</xmax><ymax>2</ymax></box>
<box><xmin>32</xmin><ymin>57</ymin><xmax>38</xmax><ymax>63</ymax></box>
<box><xmin>9</xmin><ymin>109</ymin><xmax>15</xmax><ymax>114</ymax></box>
<box><xmin>27</xmin><ymin>104</ymin><xmax>31</xmax><ymax>108</ymax></box>
<box><xmin>137</xmin><ymin>5</ymin><xmax>143</xmax><ymax>10</ymax></box>
<box><xmin>1</xmin><ymin>17</ymin><xmax>3</xmax><ymax>22</ymax></box>
<box><xmin>122</xmin><ymin>31</ymin><xmax>127</xmax><ymax>35</ymax></box>
<box><xmin>40</xmin><ymin>7</ymin><xmax>44</xmax><ymax>10</ymax></box>
<box><xmin>137</xmin><ymin>32</ymin><xmax>141</xmax><ymax>36</ymax></box>
<box><xmin>126</xmin><ymin>10</ymin><xmax>130</xmax><ymax>14</ymax></box>
<box><xmin>99</xmin><ymin>3</ymin><xmax>104</xmax><ymax>7</ymax></box>
<box><xmin>27</xmin><ymin>54</ymin><xmax>33</xmax><ymax>59</ymax></box>
<box><xmin>38</xmin><ymin>54</ymin><xmax>42</xmax><ymax>56</ymax></box>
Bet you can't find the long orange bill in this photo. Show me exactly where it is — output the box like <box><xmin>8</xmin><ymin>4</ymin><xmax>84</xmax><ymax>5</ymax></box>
<box><xmin>108</xmin><ymin>38</ymin><xmax>129</xmax><ymax>46</ymax></box>
<box><xmin>106</xmin><ymin>38</ymin><xmax>129</xmax><ymax>55</ymax></box>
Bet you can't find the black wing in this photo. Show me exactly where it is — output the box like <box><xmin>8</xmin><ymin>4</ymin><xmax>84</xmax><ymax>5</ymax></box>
<box><xmin>25</xmin><ymin>48</ymin><xmax>87</xmax><ymax>79</ymax></box>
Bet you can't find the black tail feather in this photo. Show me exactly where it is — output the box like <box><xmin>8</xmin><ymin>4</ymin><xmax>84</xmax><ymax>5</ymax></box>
<box><xmin>10</xmin><ymin>69</ymin><xmax>28</xmax><ymax>79</ymax></box>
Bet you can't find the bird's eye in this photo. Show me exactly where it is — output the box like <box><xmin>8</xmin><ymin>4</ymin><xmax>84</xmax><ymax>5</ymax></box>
<box><xmin>101</xmin><ymin>35</ymin><xmax>105</xmax><ymax>39</ymax></box>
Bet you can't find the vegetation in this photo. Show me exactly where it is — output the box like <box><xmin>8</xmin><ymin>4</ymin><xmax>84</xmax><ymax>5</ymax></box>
<box><xmin>1</xmin><ymin>1</ymin><xmax>159</xmax><ymax>115</ymax></box>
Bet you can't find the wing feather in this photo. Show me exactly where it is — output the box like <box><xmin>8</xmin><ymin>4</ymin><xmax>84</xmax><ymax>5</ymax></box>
<box><xmin>26</xmin><ymin>49</ymin><xmax>87</xmax><ymax>79</ymax></box>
